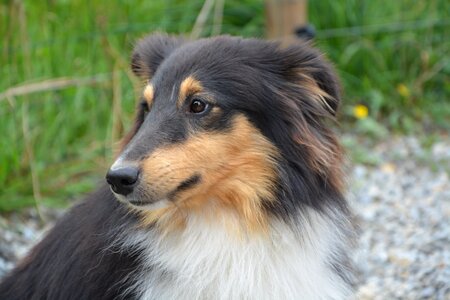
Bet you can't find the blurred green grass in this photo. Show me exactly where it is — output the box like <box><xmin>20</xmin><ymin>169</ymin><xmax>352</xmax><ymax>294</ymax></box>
<box><xmin>1</xmin><ymin>0</ymin><xmax>449</xmax><ymax>211</ymax></box>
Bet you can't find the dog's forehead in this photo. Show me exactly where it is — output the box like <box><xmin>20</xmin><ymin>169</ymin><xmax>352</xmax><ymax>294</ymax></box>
<box><xmin>152</xmin><ymin>38</ymin><xmax>243</xmax><ymax>91</ymax></box>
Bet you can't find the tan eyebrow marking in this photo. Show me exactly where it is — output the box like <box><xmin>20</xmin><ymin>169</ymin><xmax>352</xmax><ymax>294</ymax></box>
<box><xmin>143</xmin><ymin>84</ymin><xmax>154</xmax><ymax>106</ymax></box>
<box><xmin>178</xmin><ymin>76</ymin><xmax>203</xmax><ymax>108</ymax></box>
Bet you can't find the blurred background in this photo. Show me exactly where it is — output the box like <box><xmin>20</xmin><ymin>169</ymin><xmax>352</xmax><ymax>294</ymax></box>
<box><xmin>1</xmin><ymin>0</ymin><xmax>449</xmax><ymax>298</ymax></box>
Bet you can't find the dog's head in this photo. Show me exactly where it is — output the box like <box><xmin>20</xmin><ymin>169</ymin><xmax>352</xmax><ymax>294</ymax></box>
<box><xmin>106</xmin><ymin>34</ymin><xmax>344</xmax><ymax>232</ymax></box>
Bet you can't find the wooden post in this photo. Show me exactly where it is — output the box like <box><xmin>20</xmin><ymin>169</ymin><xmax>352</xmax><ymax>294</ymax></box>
<box><xmin>265</xmin><ymin>0</ymin><xmax>308</xmax><ymax>41</ymax></box>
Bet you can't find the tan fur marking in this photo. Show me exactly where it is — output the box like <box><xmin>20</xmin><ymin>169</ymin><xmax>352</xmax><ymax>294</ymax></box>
<box><xmin>177</xmin><ymin>76</ymin><xmax>203</xmax><ymax>108</ymax></box>
<box><xmin>143</xmin><ymin>84</ymin><xmax>154</xmax><ymax>106</ymax></box>
<box><xmin>291</xmin><ymin>72</ymin><xmax>344</xmax><ymax>194</ymax></box>
<box><xmin>299</xmin><ymin>73</ymin><xmax>335</xmax><ymax>112</ymax></box>
<box><xmin>136</xmin><ymin>115</ymin><xmax>279</xmax><ymax>235</ymax></box>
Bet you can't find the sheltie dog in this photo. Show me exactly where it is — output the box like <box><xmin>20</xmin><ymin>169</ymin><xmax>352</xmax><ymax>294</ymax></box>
<box><xmin>0</xmin><ymin>34</ymin><xmax>355</xmax><ymax>299</ymax></box>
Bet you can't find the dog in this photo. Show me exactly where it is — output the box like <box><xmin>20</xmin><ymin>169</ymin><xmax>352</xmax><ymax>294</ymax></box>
<box><xmin>0</xmin><ymin>34</ymin><xmax>355</xmax><ymax>299</ymax></box>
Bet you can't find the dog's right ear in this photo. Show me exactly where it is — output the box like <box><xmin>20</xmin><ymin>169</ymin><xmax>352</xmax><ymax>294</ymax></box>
<box><xmin>131</xmin><ymin>34</ymin><xmax>184</xmax><ymax>80</ymax></box>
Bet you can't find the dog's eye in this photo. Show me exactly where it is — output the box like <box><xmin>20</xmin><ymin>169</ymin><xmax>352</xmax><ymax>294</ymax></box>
<box><xmin>189</xmin><ymin>99</ymin><xmax>207</xmax><ymax>114</ymax></box>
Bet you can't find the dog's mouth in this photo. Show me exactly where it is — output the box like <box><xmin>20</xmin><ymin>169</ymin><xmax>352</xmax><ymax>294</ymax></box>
<box><xmin>112</xmin><ymin>173</ymin><xmax>202</xmax><ymax>208</ymax></box>
<box><xmin>128</xmin><ymin>198</ymin><xmax>152</xmax><ymax>206</ymax></box>
<box><xmin>112</xmin><ymin>190</ymin><xmax>166</xmax><ymax>208</ymax></box>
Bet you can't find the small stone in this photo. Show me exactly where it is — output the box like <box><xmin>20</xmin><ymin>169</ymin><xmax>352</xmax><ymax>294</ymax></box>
<box><xmin>356</xmin><ymin>283</ymin><xmax>377</xmax><ymax>300</ymax></box>
<box><xmin>420</xmin><ymin>286</ymin><xmax>435</xmax><ymax>298</ymax></box>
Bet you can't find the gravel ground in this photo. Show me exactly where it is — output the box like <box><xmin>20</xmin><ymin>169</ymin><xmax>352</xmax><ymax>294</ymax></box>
<box><xmin>1</xmin><ymin>135</ymin><xmax>449</xmax><ymax>299</ymax></box>
<box><xmin>351</xmin><ymin>136</ymin><xmax>450</xmax><ymax>299</ymax></box>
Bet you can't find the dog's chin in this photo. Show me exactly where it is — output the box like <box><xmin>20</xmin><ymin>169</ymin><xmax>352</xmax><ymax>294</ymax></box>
<box><xmin>111</xmin><ymin>190</ymin><xmax>169</xmax><ymax>211</ymax></box>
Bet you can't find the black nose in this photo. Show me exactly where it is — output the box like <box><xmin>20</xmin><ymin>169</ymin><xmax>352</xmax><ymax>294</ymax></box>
<box><xmin>106</xmin><ymin>167</ymin><xmax>139</xmax><ymax>196</ymax></box>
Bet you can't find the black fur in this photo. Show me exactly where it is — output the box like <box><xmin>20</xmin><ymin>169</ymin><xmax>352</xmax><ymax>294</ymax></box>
<box><xmin>0</xmin><ymin>185</ymin><xmax>142</xmax><ymax>299</ymax></box>
<box><xmin>168</xmin><ymin>174</ymin><xmax>202</xmax><ymax>200</ymax></box>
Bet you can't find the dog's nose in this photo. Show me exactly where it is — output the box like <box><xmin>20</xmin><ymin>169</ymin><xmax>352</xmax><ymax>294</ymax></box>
<box><xmin>106</xmin><ymin>166</ymin><xmax>139</xmax><ymax>196</ymax></box>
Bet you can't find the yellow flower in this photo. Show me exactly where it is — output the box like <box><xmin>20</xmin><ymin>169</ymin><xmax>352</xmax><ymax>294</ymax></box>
<box><xmin>397</xmin><ymin>84</ymin><xmax>410</xmax><ymax>98</ymax></box>
<box><xmin>353</xmin><ymin>104</ymin><xmax>368</xmax><ymax>119</ymax></box>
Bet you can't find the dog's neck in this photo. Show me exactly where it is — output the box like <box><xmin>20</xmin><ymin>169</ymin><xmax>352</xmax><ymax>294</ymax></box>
<box><xmin>122</xmin><ymin>207</ymin><xmax>353</xmax><ymax>300</ymax></box>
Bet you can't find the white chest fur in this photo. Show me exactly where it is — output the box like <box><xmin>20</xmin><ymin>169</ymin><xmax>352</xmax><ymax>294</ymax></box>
<box><xmin>123</xmin><ymin>209</ymin><xmax>352</xmax><ymax>300</ymax></box>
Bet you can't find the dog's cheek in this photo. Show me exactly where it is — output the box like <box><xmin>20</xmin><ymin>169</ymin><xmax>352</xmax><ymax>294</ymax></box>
<box><xmin>140</xmin><ymin>150</ymin><xmax>195</xmax><ymax>199</ymax></box>
<box><xmin>138</xmin><ymin>133</ymin><xmax>218</xmax><ymax>196</ymax></box>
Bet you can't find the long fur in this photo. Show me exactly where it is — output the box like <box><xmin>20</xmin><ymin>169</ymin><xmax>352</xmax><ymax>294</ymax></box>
<box><xmin>123</xmin><ymin>208</ymin><xmax>353</xmax><ymax>299</ymax></box>
<box><xmin>0</xmin><ymin>34</ymin><xmax>356</xmax><ymax>300</ymax></box>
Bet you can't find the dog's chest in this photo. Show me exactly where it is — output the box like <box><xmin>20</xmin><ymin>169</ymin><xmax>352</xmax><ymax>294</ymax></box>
<box><xmin>128</xmin><ymin>212</ymin><xmax>350</xmax><ymax>300</ymax></box>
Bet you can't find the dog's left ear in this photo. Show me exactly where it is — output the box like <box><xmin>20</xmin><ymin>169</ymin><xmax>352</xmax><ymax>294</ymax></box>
<box><xmin>131</xmin><ymin>33</ymin><xmax>185</xmax><ymax>80</ymax></box>
<box><xmin>279</xmin><ymin>42</ymin><xmax>341</xmax><ymax>117</ymax></box>
<box><xmin>273</xmin><ymin>41</ymin><xmax>344</xmax><ymax>190</ymax></box>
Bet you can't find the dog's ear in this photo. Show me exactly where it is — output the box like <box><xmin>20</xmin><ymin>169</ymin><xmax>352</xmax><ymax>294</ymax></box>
<box><xmin>278</xmin><ymin>42</ymin><xmax>341</xmax><ymax>117</ymax></box>
<box><xmin>131</xmin><ymin>34</ymin><xmax>185</xmax><ymax>80</ymax></box>
<box><xmin>272</xmin><ymin>42</ymin><xmax>344</xmax><ymax>191</ymax></box>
